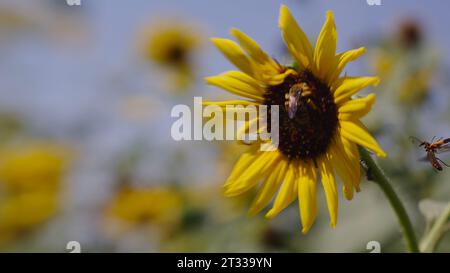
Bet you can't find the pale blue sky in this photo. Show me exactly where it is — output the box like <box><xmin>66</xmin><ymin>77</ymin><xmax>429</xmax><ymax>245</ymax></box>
<box><xmin>1</xmin><ymin>0</ymin><xmax>450</xmax><ymax>183</ymax></box>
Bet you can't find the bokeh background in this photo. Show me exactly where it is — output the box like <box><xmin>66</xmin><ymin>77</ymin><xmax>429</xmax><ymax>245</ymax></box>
<box><xmin>0</xmin><ymin>0</ymin><xmax>450</xmax><ymax>252</ymax></box>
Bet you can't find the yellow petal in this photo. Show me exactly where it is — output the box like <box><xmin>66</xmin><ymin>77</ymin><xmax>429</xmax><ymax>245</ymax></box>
<box><xmin>279</xmin><ymin>5</ymin><xmax>313</xmax><ymax>69</ymax></box>
<box><xmin>329</xmin><ymin>138</ymin><xmax>355</xmax><ymax>200</ymax></box>
<box><xmin>298</xmin><ymin>163</ymin><xmax>317</xmax><ymax>234</ymax></box>
<box><xmin>214</xmin><ymin>70</ymin><xmax>264</xmax><ymax>91</ymax></box>
<box><xmin>205</xmin><ymin>71</ymin><xmax>265</xmax><ymax>101</ymax></box>
<box><xmin>224</xmin><ymin>151</ymin><xmax>280</xmax><ymax>197</ymax></box>
<box><xmin>236</xmin><ymin>117</ymin><xmax>259</xmax><ymax>142</ymax></box>
<box><xmin>249</xmin><ymin>159</ymin><xmax>288</xmax><ymax>215</ymax></box>
<box><xmin>230</xmin><ymin>28</ymin><xmax>280</xmax><ymax>71</ymax></box>
<box><xmin>210</xmin><ymin>38</ymin><xmax>255</xmax><ymax>76</ymax></box>
<box><xmin>202</xmin><ymin>100</ymin><xmax>260</xmax><ymax>107</ymax></box>
<box><xmin>338</xmin><ymin>93</ymin><xmax>376</xmax><ymax>120</ymax></box>
<box><xmin>328</xmin><ymin>47</ymin><xmax>366</xmax><ymax>84</ymax></box>
<box><xmin>224</xmin><ymin>146</ymin><xmax>260</xmax><ymax>184</ymax></box>
<box><xmin>340</xmin><ymin>136</ymin><xmax>361</xmax><ymax>191</ymax></box>
<box><xmin>261</xmin><ymin>68</ymin><xmax>297</xmax><ymax>86</ymax></box>
<box><xmin>227</xmin><ymin>28</ymin><xmax>293</xmax><ymax>85</ymax></box>
<box><xmin>203</xmin><ymin>100</ymin><xmax>260</xmax><ymax>119</ymax></box>
<box><xmin>318</xmin><ymin>156</ymin><xmax>338</xmax><ymax>228</ymax></box>
<box><xmin>225</xmin><ymin>70</ymin><xmax>264</xmax><ymax>89</ymax></box>
<box><xmin>202</xmin><ymin>100</ymin><xmax>261</xmax><ymax>123</ymax></box>
<box><xmin>333</xmin><ymin>76</ymin><xmax>380</xmax><ymax>105</ymax></box>
<box><xmin>314</xmin><ymin>11</ymin><xmax>337</xmax><ymax>82</ymax></box>
<box><xmin>265</xmin><ymin>162</ymin><xmax>298</xmax><ymax>219</ymax></box>
<box><xmin>340</xmin><ymin>120</ymin><xmax>387</xmax><ymax>158</ymax></box>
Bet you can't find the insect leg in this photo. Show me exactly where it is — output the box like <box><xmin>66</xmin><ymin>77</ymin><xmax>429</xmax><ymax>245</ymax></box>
<box><xmin>436</xmin><ymin>158</ymin><xmax>450</xmax><ymax>167</ymax></box>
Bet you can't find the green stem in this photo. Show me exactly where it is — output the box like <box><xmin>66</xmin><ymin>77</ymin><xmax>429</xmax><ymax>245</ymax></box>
<box><xmin>359</xmin><ymin>147</ymin><xmax>420</xmax><ymax>253</ymax></box>
<box><xmin>420</xmin><ymin>202</ymin><xmax>450</xmax><ymax>253</ymax></box>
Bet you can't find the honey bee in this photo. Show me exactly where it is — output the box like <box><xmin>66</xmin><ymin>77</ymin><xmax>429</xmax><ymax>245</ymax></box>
<box><xmin>284</xmin><ymin>83</ymin><xmax>312</xmax><ymax>119</ymax></box>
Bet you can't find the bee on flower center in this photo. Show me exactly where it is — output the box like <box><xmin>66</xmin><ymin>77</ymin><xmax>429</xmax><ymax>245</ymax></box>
<box><xmin>284</xmin><ymin>82</ymin><xmax>313</xmax><ymax>120</ymax></box>
<box><xmin>264</xmin><ymin>71</ymin><xmax>338</xmax><ymax>161</ymax></box>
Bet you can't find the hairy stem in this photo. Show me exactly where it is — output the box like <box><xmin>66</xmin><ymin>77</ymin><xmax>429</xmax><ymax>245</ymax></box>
<box><xmin>359</xmin><ymin>147</ymin><xmax>420</xmax><ymax>253</ymax></box>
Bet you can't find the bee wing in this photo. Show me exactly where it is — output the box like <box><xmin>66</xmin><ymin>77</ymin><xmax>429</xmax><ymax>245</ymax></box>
<box><xmin>436</xmin><ymin>144</ymin><xmax>450</xmax><ymax>154</ymax></box>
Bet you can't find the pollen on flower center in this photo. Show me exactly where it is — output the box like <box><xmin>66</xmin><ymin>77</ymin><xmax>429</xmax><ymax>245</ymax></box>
<box><xmin>264</xmin><ymin>70</ymin><xmax>338</xmax><ymax>161</ymax></box>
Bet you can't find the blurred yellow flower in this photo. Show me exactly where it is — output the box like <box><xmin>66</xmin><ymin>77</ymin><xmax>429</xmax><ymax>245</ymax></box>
<box><xmin>371</xmin><ymin>19</ymin><xmax>438</xmax><ymax>106</ymax></box>
<box><xmin>106</xmin><ymin>187</ymin><xmax>183</xmax><ymax>227</ymax></box>
<box><xmin>0</xmin><ymin>143</ymin><xmax>68</xmax><ymax>193</ymax></box>
<box><xmin>372</xmin><ymin>49</ymin><xmax>395</xmax><ymax>80</ymax></box>
<box><xmin>0</xmin><ymin>191</ymin><xmax>58</xmax><ymax>244</ymax></box>
<box><xmin>139</xmin><ymin>20</ymin><xmax>203</xmax><ymax>90</ymax></box>
<box><xmin>205</xmin><ymin>5</ymin><xmax>385</xmax><ymax>233</ymax></box>
<box><xmin>0</xmin><ymin>142</ymin><xmax>69</xmax><ymax>247</ymax></box>
<box><xmin>372</xmin><ymin>49</ymin><xmax>436</xmax><ymax>105</ymax></box>
<box><xmin>398</xmin><ymin>69</ymin><xmax>433</xmax><ymax>104</ymax></box>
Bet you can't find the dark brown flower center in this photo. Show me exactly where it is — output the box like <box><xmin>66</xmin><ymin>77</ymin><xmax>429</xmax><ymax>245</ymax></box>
<box><xmin>399</xmin><ymin>20</ymin><xmax>422</xmax><ymax>49</ymax></box>
<box><xmin>167</xmin><ymin>45</ymin><xmax>186</xmax><ymax>64</ymax></box>
<box><xmin>264</xmin><ymin>70</ymin><xmax>338</xmax><ymax>161</ymax></box>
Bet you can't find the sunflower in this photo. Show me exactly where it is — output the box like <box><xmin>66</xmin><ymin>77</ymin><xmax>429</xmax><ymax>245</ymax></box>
<box><xmin>371</xmin><ymin>19</ymin><xmax>437</xmax><ymax>106</ymax></box>
<box><xmin>0</xmin><ymin>191</ymin><xmax>58</xmax><ymax>246</ymax></box>
<box><xmin>0</xmin><ymin>143</ymin><xmax>68</xmax><ymax>193</ymax></box>
<box><xmin>204</xmin><ymin>5</ymin><xmax>386</xmax><ymax>233</ymax></box>
<box><xmin>0</xmin><ymin>142</ymin><xmax>68</xmax><ymax>247</ymax></box>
